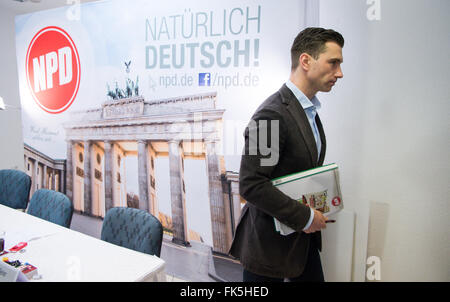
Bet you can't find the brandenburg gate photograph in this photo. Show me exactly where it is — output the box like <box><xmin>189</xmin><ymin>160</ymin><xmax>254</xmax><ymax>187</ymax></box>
<box><xmin>60</xmin><ymin>92</ymin><xmax>242</xmax><ymax>254</ymax></box>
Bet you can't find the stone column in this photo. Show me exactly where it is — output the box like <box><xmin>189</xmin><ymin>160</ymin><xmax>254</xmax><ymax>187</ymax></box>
<box><xmin>205</xmin><ymin>140</ymin><xmax>231</xmax><ymax>254</ymax></box>
<box><xmin>104</xmin><ymin>141</ymin><xmax>114</xmax><ymax>214</ymax></box>
<box><xmin>32</xmin><ymin>160</ymin><xmax>39</xmax><ymax>195</ymax></box>
<box><xmin>148</xmin><ymin>143</ymin><xmax>158</xmax><ymax>217</ymax></box>
<box><xmin>43</xmin><ymin>165</ymin><xmax>48</xmax><ymax>189</ymax></box>
<box><xmin>66</xmin><ymin>141</ymin><xmax>74</xmax><ymax>202</ymax></box>
<box><xmin>168</xmin><ymin>140</ymin><xmax>189</xmax><ymax>246</ymax></box>
<box><xmin>137</xmin><ymin>140</ymin><xmax>149</xmax><ymax>212</ymax></box>
<box><xmin>24</xmin><ymin>156</ymin><xmax>28</xmax><ymax>173</ymax></box>
<box><xmin>230</xmin><ymin>177</ymin><xmax>242</xmax><ymax>230</ymax></box>
<box><xmin>60</xmin><ymin>169</ymin><xmax>65</xmax><ymax>193</ymax></box>
<box><xmin>24</xmin><ymin>156</ymin><xmax>30</xmax><ymax>199</ymax></box>
<box><xmin>51</xmin><ymin>169</ymin><xmax>56</xmax><ymax>191</ymax></box>
<box><xmin>83</xmin><ymin>141</ymin><xmax>92</xmax><ymax>215</ymax></box>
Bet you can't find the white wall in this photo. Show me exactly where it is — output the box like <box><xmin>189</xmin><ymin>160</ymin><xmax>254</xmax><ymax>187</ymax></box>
<box><xmin>0</xmin><ymin>7</ymin><xmax>25</xmax><ymax>170</ymax></box>
<box><xmin>320</xmin><ymin>0</ymin><xmax>450</xmax><ymax>281</ymax></box>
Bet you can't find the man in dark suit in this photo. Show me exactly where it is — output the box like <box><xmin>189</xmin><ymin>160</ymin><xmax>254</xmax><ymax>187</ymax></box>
<box><xmin>229</xmin><ymin>27</ymin><xmax>344</xmax><ymax>282</ymax></box>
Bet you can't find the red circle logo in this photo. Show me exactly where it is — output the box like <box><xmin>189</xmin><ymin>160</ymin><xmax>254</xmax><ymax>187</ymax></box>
<box><xmin>26</xmin><ymin>26</ymin><xmax>80</xmax><ymax>114</ymax></box>
<box><xmin>332</xmin><ymin>196</ymin><xmax>341</xmax><ymax>207</ymax></box>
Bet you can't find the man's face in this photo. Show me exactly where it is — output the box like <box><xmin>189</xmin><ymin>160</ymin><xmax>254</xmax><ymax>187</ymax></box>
<box><xmin>307</xmin><ymin>41</ymin><xmax>343</xmax><ymax>93</ymax></box>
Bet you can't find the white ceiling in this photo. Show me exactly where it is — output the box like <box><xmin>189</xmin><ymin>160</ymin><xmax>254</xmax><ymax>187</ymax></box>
<box><xmin>0</xmin><ymin>0</ymin><xmax>101</xmax><ymax>15</ymax></box>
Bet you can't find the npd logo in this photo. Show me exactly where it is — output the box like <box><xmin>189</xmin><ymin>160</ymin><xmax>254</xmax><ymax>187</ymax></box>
<box><xmin>26</xmin><ymin>26</ymin><xmax>80</xmax><ymax>114</ymax></box>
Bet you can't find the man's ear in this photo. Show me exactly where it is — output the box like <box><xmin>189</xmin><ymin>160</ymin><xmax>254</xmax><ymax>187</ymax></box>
<box><xmin>299</xmin><ymin>53</ymin><xmax>311</xmax><ymax>71</ymax></box>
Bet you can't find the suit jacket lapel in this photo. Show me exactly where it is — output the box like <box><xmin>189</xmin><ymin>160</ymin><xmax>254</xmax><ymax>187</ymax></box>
<box><xmin>279</xmin><ymin>84</ymin><xmax>318</xmax><ymax>166</ymax></box>
<box><xmin>316</xmin><ymin>114</ymin><xmax>327</xmax><ymax>165</ymax></box>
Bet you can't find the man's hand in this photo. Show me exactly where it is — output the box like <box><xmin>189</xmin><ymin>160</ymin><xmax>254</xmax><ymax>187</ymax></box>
<box><xmin>304</xmin><ymin>209</ymin><xmax>328</xmax><ymax>233</ymax></box>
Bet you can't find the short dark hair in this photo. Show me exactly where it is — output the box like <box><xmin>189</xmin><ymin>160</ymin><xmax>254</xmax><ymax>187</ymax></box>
<box><xmin>291</xmin><ymin>27</ymin><xmax>344</xmax><ymax>70</ymax></box>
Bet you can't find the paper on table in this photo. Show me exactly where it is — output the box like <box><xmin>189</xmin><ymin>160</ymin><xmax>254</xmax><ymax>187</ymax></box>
<box><xmin>0</xmin><ymin>260</ymin><xmax>20</xmax><ymax>281</ymax></box>
<box><xmin>1</xmin><ymin>230</ymin><xmax>57</xmax><ymax>250</ymax></box>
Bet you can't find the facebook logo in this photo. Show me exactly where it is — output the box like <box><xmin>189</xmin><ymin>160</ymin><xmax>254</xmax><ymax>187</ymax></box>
<box><xmin>198</xmin><ymin>73</ymin><xmax>211</xmax><ymax>86</ymax></box>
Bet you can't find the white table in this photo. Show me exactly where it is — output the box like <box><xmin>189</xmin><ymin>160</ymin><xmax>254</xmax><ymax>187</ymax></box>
<box><xmin>0</xmin><ymin>204</ymin><xmax>166</xmax><ymax>282</ymax></box>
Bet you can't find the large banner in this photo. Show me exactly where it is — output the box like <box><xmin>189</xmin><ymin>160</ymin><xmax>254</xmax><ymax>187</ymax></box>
<box><xmin>15</xmin><ymin>0</ymin><xmax>305</xmax><ymax>256</ymax></box>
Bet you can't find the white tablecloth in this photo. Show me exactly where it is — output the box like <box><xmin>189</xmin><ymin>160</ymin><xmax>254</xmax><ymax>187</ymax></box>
<box><xmin>0</xmin><ymin>204</ymin><xmax>166</xmax><ymax>282</ymax></box>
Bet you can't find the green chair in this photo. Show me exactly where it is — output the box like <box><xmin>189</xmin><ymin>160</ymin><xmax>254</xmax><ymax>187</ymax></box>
<box><xmin>0</xmin><ymin>169</ymin><xmax>31</xmax><ymax>210</ymax></box>
<box><xmin>27</xmin><ymin>189</ymin><xmax>73</xmax><ymax>228</ymax></box>
<box><xmin>101</xmin><ymin>207</ymin><xmax>163</xmax><ymax>257</ymax></box>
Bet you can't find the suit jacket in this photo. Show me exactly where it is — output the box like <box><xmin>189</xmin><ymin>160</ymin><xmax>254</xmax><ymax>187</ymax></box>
<box><xmin>228</xmin><ymin>84</ymin><xmax>326</xmax><ymax>278</ymax></box>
